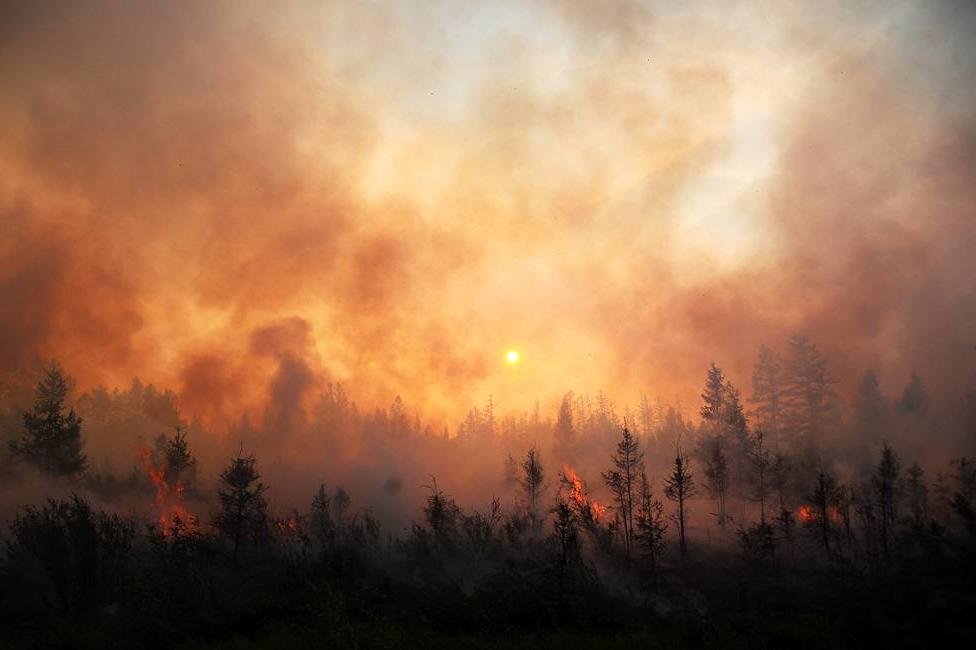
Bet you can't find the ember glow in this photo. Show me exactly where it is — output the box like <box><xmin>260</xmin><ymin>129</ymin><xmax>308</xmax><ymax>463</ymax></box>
<box><xmin>138</xmin><ymin>446</ymin><xmax>196</xmax><ymax>536</ymax></box>
<box><xmin>563</xmin><ymin>464</ymin><xmax>607</xmax><ymax>522</ymax></box>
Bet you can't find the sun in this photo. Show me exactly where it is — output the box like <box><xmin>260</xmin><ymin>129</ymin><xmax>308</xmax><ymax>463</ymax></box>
<box><xmin>506</xmin><ymin>350</ymin><xmax>520</xmax><ymax>364</ymax></box>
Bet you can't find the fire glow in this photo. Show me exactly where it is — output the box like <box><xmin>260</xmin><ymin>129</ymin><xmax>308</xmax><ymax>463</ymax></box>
<box><xmin>139</xmin><ymin>447</ymin><xmax>196</xmax><ymax>536</ymax></box>
<box><xmin>563</xmin><ymin>464</ymin><xmax>607</xmax><ymax>522</ymax></box>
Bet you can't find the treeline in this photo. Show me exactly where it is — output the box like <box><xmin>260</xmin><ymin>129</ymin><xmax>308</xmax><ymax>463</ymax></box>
<box><xmin>1</xmin><ymin>345</ymin><xmax>976</xmax><ymax>648</ymax></box>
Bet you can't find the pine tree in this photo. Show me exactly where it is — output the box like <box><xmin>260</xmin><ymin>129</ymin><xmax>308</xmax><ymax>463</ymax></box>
<box><xmin>748</xmin><ymin>428</ymin><xmax>772</xmax><ymax>524</ymax></box>
<box><xmin>808</xmin><ymin>466</ymin><xmax>839</xmax><ymax>558</ymax></box>
<box><xmin>897</xmin><ymin>371</ymin><xmax>928</xmax><ymax>415</ymax></box>
<box><xmin>554</xmin><ymin>392</ymin><xmax>575</xmax><ymax>451</ymax></box>
<box><xmin>602</xmin><ymin>426</ymin><xmax>643</xmax><ymax>559</ymax></box>
<box><xmin>519</xmin><ymin>447</ymin><xmax>547</xmax><ymax>532</ymax></box>
<box><xmin>636</xmin><ymin>468</ymin><xmax>667</xmax><ymax>582</ymax></box>
<box><xmin>874</xmin><ymin>442</ymin><xmax>901</xmax><ymax>557</ymax></box>
<box><xmin>853</xmin><ymin>370</ymin><xmax>889</xmax><ymax>444</ymax></box>
<box><xmin>162</xmin><ymin>426</ymin><xmax>196</xmax><ymax>489</ymax></box>
<box><xmin>905</xmin><ymin>462</ymin><xmax>927</xmax><ymax>525</ymax></box>
<box><xmin>703</xmin><ymin>439</ymin><xmax>730</xmax><ymax>527</ymax></box>
<box><xmin>700</xmin><ymin>363</ymin><xmax>726</xmax><ymax>435</ymax></box>
<box><xmin>214</xmin><ymin>451</ymin><xmax>269</xmax><ymax>566</ymax></box>
<box><xmin>782</xmin><ymin>335</ymin><xmax>835</xmax><ymax>448</ymax></box>
<box><xmin>333</xmin><ymin>486</ymin><xmax>351</xmax><ymax>525</ymax></box>
<box><xmin>639</xmin><ymin>393</ymin><xmax>654</xmax><ymax>442</ymax></box>
<box><xmin>751</xmin><ymin>345</ymin><xmax>784</xmax><ymax>449</ymax></box>
<box><xmin>310</xmin><ymin>484</ymin><xmax>334</xmax><ymax>549</ymax></box>
<box><xmin>664</xmin><ymin>450</ymin><xmax>696</xmax><ymax>557</ymax></box>
<box><xmin>13</xmin><ymin>363</ymin><xmax>87</xmax><ymax>476</ymax></box>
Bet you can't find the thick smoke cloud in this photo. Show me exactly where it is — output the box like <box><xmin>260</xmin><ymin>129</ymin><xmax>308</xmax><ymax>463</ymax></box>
<box><xmin>1</xmin><ymin>0</ymin><xmax>974</xmax><ymax>450</ymax></box>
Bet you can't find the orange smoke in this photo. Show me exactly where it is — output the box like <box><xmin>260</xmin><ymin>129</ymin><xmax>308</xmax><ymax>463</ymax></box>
<box><xmin>138</xmin><ymin>446</ymin><xmax>197</xmax><ymax>536</ymax></box>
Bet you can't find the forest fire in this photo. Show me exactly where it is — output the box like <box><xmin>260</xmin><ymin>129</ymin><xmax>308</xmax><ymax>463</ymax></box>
<box><xmin>562</xmin><ymin>465</ymin><xmax>607</xmax><ymax>522</ymax></box>
<box><xmin>796</xmin><ymin>504</ymin><xmax>842</xmax><ymax>524</ymax></box>
<box><xmin>138</xmin><ymin>446</ymin><xmax>196</xmax><ymax>536</ymax></box>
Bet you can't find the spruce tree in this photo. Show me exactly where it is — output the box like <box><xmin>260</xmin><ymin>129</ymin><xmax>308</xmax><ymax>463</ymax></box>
<box><xmin>13</xmin><ymin>363</ymin><xmax>87</xmax><ymax>476</ymax></box>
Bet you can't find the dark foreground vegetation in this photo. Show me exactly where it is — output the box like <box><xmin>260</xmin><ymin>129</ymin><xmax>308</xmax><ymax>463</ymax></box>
<box><xmin>2</xmin><ymin>341</ymin><xmax>976</xmax><ymax>648</ymax></box>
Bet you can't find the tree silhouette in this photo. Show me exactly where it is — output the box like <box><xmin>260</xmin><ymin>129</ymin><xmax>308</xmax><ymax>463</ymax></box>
<box><xmin>664</xmin><ymin>449</ymin><xmax>696</xmax><ymax>557</ymax></box>
<box><xmin>602</xmin><ymin>425</ymin><xmax>642</xmax><ymax>559</ymax></box>
<box><xmin>782</xmin><ymin>335</ymin><xmax>834</xmax><ymax>448</ymax></box>
<box><xmin>703</xmin><ymin>439</ymin><xmax>730</xmax><ymax>527</ymax></box>
<box><xmin>752</xmin><ymin>345</ymin><xmax>784</xmax><ymax>449</ymax></box>
<box><xmin>635</xmin><ymin>468</ymin><xmax>667</xmax><ymax>582</ymax></box>
<box><xmin>874</xmin><ymin>442</ymin><xmax>901</xmax><ymax>557</ymax></box>
<box><xmin>518</xmin><ymin>447</ymin><xmax>547</xmax><ymax>532</ymax></box>
<box><xmin>905</xmin><ymin>462</ymin><xmax>928</xmax><ymax>525</ymax></box>
<box><xmin>214</xmin><ymin>451</ymin><xmax>268</xmax><ymax>567</ymax></box>
<box><xmin>12</xmin><ymin>363</ymin><xmax>86</xmax><ymax>476</ymax></box>
<box><xmin>162</xmin><ymin>426</ymin><xmax>196</xmax><ymax>489</ymax></box>
<box><xmin>554</xmin><ymin>392</ymin><xmax>575</xmax><ymax>451</ymax></box>
<box><xmin>748</xmin><ymin>428</ymin><xmax>772</xmax><ymax>524</ymax></box>
<box><xmin>807</xmin><ymin>466</ymin><xmax>839</xmax><ymax>558</ymax></box>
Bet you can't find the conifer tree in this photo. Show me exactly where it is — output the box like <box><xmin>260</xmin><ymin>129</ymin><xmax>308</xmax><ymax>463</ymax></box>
<box><xmin>214</xmin><ymin>451</ymin><xmax>269</xmax><ymax>566</ymax></box>
<box><xmin>12</xmin><ymin>363</ymin><xmax>86</xmax><ymax>477</ymax></box>
<box><xmin>664</xmin><ymin>450</ymin><xmax>696</xmax><ymax>557</ymax></box>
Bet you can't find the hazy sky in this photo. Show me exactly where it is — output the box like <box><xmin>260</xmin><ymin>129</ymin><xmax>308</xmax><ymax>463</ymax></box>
<box><xmin>1</xmin><ymin>1</ymin><xmax>974</xmax><ymax>429</ymax></box>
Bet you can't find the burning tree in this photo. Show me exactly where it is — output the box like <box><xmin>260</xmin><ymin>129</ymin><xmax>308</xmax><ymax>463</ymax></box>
<box><xmin>139</xmin><ymin>427</ymin><xmax>199</xmax><ymax>536</ymax></box>
<box><xmin>560</xmin><ymin>465</ymin><xmax>606</xmax><ymax>528</ymax></box>
<box><xmin>12</xmin><ymin>362</ymin><xmax>86</xmax><ymax>477</ymax></box>
<box><xmin>664</xmin><ymin>449</ymin><xmax>696</xmax><ymax>557</ymax></box>
<box><xmin>214</xmin><ymin>451</ymin><xmax>269</xmax><ymax>566</ymax></box>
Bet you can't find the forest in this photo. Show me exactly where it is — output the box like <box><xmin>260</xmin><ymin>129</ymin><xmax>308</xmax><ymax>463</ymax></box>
<box><xmin>3</xmin><ymin>1</ymin><xmax>976</xmax><ymax>648</ymax></box>
<box><xmin>1</xmin><ymin>335</ymin><xmax>975</xmax><ymax>649</ymax></box>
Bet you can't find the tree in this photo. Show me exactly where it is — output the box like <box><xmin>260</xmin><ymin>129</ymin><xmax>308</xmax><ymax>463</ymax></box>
<box><xmin>782</xmin><ymin>335</ymin><xmax>835</xmax><ymax>448</ymax></box>
<box><xmin>310</xmin><ymin>484</ymin><xmax>334</xmax><ymax>549</ymax></box>
<box><xmin>635</xmin><ymin>468</ymin><xmax>667</xmax><ymax>581</ymax></box>
<box><xmin>700</xmin><ymin>363</ymin><xmax>726</xmax><ymax>434</ymax></box>
<box><xmin>333</xmin><ymin>486</ymin><xmax>351</xmax><ymax>526</ymax></box>
<box><xmin>748</xmin><ymin>428</ymin><xmax>772</xmax><ymax>524</ymax></box>
<box><xmin>853</xmin><ymin>370</ymin><xmax>889</xmax><ymax>444</ymax></box>
<box><xmin>554</xmin><ymin>392</ymin><xmax>575</xmax><ymax>451</ymax></box>
<box><xmin>639</xmin><ymin>393</ymin><xmax>654</xmax><ymax>442</ymax></box>
<box><xmin>550</xmin><ymin>500</ymin><xmax>582</xmax><ymax>610</ymax></box>
<box><xmin>214</xmin><ymin>451</ymin><xmax>269</xmax><ymax>566</ymax></box>
<box><xmin>602</xmin><ymin>426</ymin><xmax>643</xmax><ymax>559</ymax></box>
<box><xmin>703</xmin><ymin>439</ymin><xmax>730</xmax><ymax>527</ymax></box>
<box><xmin>770</xmin><ymin>452</ymin><xmax>793</xmax><ymax>511</ymax></box>
<box><xmin>751</xmin><ymin>345</ymin><xmax>784</xmax><ymax>449</ymax></box>
<box><xmin>807</xmin><ymin>466</ymin><xmax>839</xmax><ymax>558</ymax></box>
<box><xmin>664</xmin><ymin>449</ymin><xmax>696</xmax><ymax>557</ymax></box>
<box><xmin>162</xmin><ymin>426</ymin><xmax>196</xmax><ymax>489</ymax></box>
<box><xmin>12</xmin><ymin>363</ymin><xmax>87</xmax><ymax>476</ymax></box>
<box><xmin>897</xmin><ymin>371</ymin><xmax>928</xmax><ymax>415</ymax></box>
<box><xmin>873</xmin><ymin>442</ymin><xmax>901</xmax><ymax>556</ymax></box>
<box><xmin>905</xmin><ymin>462</ymin><xmax>927</xmax><ymax>526</ymax></box>
<box><xmin>519</xmin><ymin>447</ymin><xmax>547</xmax><ymax>532</ymax></box>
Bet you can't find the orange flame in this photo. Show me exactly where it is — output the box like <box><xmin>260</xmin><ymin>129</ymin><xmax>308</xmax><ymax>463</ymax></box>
<box><xmin>139</xmin><ymin>446</ymin><xmax>196</xmax><ymax>536</ymax></box>
<box><xmin>562</xmin><ymin>465</ymin><xmax>607</xmax><ymax>522</ymax></box>
<box><xmin>796</xmin><ymin>504</ymin><xmax>842</xmax><ymax>524</ymax></box>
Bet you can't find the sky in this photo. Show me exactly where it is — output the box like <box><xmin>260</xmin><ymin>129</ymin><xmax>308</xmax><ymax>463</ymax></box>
<box><xmin>1</xmin><ymin>0</ymin><xmax>974</xmax><ymax>433</ymax></box>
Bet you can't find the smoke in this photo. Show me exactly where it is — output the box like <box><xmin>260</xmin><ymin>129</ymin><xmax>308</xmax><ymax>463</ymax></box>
<box><xmin>1</xmin><ymin>0</ymin><xmax>974</xmax><ymax>457</ymax></box>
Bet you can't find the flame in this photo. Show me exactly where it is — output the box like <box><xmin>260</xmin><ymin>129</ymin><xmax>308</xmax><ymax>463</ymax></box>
<box><xmin>562</xmin><ymin>465</ymin><xmax>607</xmax><ymax>522</ymax></box>
<box><xmin>138</xmin><ymin>446</ymin><xmax>197</xmax><ymax>536</ymax></box>
<box><xmin>796</xmin><ymin>504</ymin><xmax>842</xmax><ymax>524</ymax></box>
